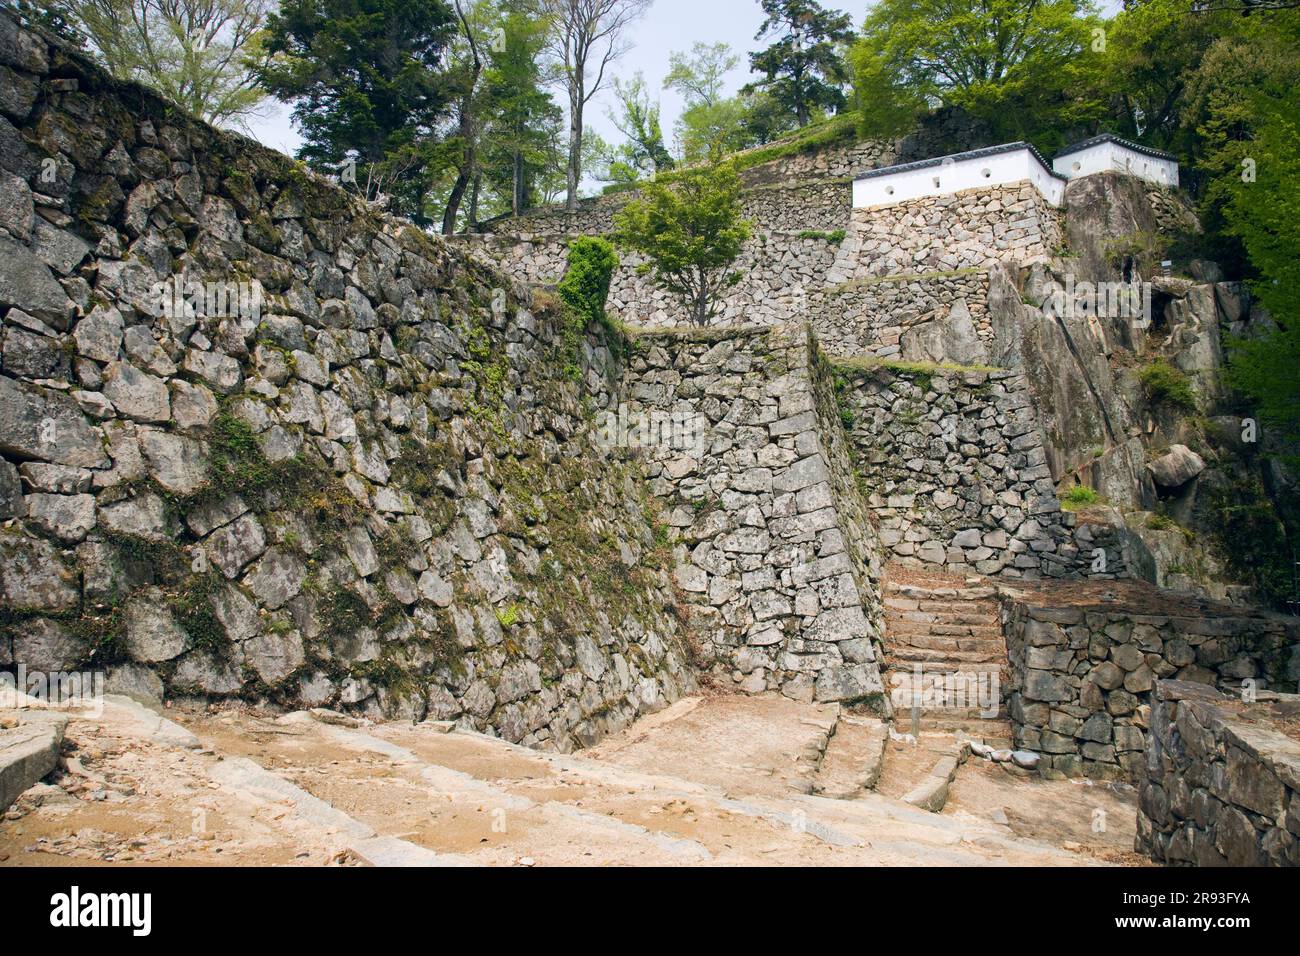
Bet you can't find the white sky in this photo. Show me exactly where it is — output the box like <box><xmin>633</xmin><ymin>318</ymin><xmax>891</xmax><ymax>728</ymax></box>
<box><xmin>244</xmin><ymin>0</ymin><xmax>1125</xmax><ymax>187</ymax></box>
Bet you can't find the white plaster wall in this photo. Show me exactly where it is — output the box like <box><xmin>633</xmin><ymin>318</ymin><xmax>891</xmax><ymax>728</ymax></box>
<box><xmin>1053</xmin><ymin>142</ymin><xmax>1179</xmax><ymax>188</ymax></box>
<box><xmin>853</xmin><ymin>149</ymin><xmax>1065</xmax><ymax>210</ymax></box>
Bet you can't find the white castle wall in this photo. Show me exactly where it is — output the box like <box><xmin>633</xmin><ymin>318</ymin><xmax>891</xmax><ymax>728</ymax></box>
<box><xmin>1053</xmin><ymin>140</ymin><xmax>1179</xmax><ymax>188</ymax></box>
<box><xmin>853</xmin><ymin>147</ymin><xmax>1066</xmax><ymax>210</ymax></box>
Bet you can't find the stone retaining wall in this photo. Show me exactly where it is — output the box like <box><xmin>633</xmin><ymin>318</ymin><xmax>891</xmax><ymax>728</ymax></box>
<box><xmin>830</xmin><ymin>185</ymin><xmax>1063</xmax><ymax>282</ymax></box>
<box><xmin>617</xmin><ymin>325</ymin><xmax>889</xmax><ymax>708</ymax></box>
<box><xmin>0</xmin><ymin>11</ymin><xmax>697</xmax><ymax>750</ymax></box>
<box><xmin>837</xmin><ymin>363</ymin><xmax>1125</xmax><ymax>580</ymax></box>
<box><xmin>818</xmin><ymin>270</ymin><xmax>991</xmax><ymax>359</ymax></box>
<box><xmin>1003</xmin><ymin>598</ymin><xmax>1300</xmax><ymax>779</ymax></box>
<box><xmin>1139</xmin><ymin>681</ymin><xmax>1300</xmax><ymax>866</ymax></box>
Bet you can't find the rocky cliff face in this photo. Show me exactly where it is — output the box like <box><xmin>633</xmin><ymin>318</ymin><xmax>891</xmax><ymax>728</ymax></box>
<box><xmin>0</xmin><ymin>12</ymin><xmax>697</xmax><ymax>747</ymax></box>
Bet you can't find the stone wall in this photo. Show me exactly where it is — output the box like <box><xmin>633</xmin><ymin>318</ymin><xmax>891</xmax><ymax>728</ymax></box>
<box><xmin>836</xmin><ymin>364</ymin><xmax>1120</xmax><ymax>579</ymax></box>
<box><xmin>832</xmin><ymin>184</ymin><xmax>1064</xmax><ymax>282</ymax></box>
<box><xmin>459</xmin><ymin>229</ymin><xmax>843</xmax><ymax>332</ymax></box>
<box><xmin>1003</xmin><ymin>595</ymin><xmax>1300</xmax><ymax>779</ymax></box>
<box><xmin>1139</xmin><ymin>681</ymin><xmax>1300</xmax><ymax>866</ymax></box>
<box><xmin>0</xmin><ymin>11</ymin><xmax>698</xmax><ymax>750</ymax></box>
<box><xmin>476</xmin><ymin>178</ymin><xmax>852</xmax><ymax>242</ymax></box>
<box><xmin>818</xmin><ymin>269</ymin><xmax>991</xmax><ymax>359</ymax></box>
<box><xmin>618</xmin><ymin>325</ymin><xmax>889</xmax><ymax>709</ymax></box>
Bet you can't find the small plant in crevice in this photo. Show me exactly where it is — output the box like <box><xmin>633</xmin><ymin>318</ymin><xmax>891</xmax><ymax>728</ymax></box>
<box><xmin>1139</xmin><ymin>359</ymin><xmax>1198</xmax><ymax>412</ymax></box>
<box><xmin>1060</xmin><ymin>484</ymin><xmax>1103</xmax><ymax>510</ymax></box>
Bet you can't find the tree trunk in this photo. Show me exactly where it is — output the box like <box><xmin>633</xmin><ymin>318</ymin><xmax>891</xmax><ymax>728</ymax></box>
<box><xmin>567</xmin><ymin>77</ymin><xmax>584</xmax><ymax>212</ymax></box>
<box><xmin>443</xmin><ymin>169</ymin><xmax>471</xmax><ymax>235</ymax></box>
<box><xmin>513</xmin><ymin>148</ymin><xmax>525</xmax><ymax>216</ymax></box>
<box><xmin>468</xmin><ymin>174</ymin><xmax>481</xmax><ymax>230</ymax></box>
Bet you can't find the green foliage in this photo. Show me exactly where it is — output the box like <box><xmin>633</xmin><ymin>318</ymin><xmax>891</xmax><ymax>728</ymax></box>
<box><xmin>59</xmin><ymin>0</ymin><xmax>269</xmax><ymax>127</ymax></box>
<box><xmin>479</xmin><ymin>6</ymin><xmax>564</xmax><ymax>217</ymax></box>
<box><xmin>797</xmin><ymin>229</ymin><xmax>846</xmax><ymax>243</ymax></box>
<box><xmin>256</xmin><ymin>0</ymin><xmax>458</xmax><ymax>222</ymax></box>
<box><xmin>1192</xmin><ymin>17</ymin><xmax>1300</xmax><ymax>455</ymax></box>
<box><xmin>852</xmin><ymin>0</ymin><xmax>1105</xmax><ymax>149</ymax></box>
<box><xmin>613</xmin><ymin>162</ymin><xmax>751</xmax><ymax>326</ymax></box>
<box><xmin>1139</xmin><ymin>359</ymin><xmax>1198</xmax><ymax>412</ymax></box>
<box><xmin>557</xmin><ymin>237</ymin><xmax>619</xmax><ymax>330</ymax></box>
<box><xmin>745</xmin><ymin>0</ymin><xmax>855</xmax><ymax>128</ymax></box>
<box><xmin>1060</xmin><ymin>484</ymin><xmax>1102</xmax><ymax>510</ymax></box>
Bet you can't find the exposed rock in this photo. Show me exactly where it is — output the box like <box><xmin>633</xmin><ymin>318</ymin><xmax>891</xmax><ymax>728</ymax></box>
<box><xmin>124</xmin><ymin>589</ymin><xmax>190</xmax><ymax>663</ymax></box>
<box><xmin>1146</xmin><ymin>444</ymin><xmax>1206</xmax><ymax>489</ymax></box>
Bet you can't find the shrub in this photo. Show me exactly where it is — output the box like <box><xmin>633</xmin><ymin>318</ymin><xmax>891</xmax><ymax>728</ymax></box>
<box><xmin>1139</xmin><ymin>359</ymin><xmax>1198</xmax><ymax>411</ymax></box>
<box><xmin>557</xmin><ymin>236</ymin><xmax>619</xmax><ymax>331</ymax></box>
<box><xmin>1061</xmin><ymin>484</ymin><xmax>1102</xmax><ymax>510</ymax></box>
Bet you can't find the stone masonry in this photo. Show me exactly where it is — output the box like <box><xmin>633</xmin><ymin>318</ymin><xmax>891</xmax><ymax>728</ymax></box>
<box><xmin>1003</xmin><ymin>593</ymin><xmax>1300</xmax><ymax>779</ymax></box>
<box><xmin>0</xmin><ymin>11</ymin><xmax>697</xmax><ymax>750</ymax></box>
<box><xmin>619</xmin><ymin>325</ymin><xmax>889</xmax><ymax>709</ymax></box>
<box><xmin>1139</xmin><ymin>680</ymin><xmax>1300</xmax><ymax>867</ymax></box>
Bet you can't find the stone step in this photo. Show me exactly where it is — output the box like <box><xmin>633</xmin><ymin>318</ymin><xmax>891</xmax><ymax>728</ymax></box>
<box><xmin>887</xmin><ymin>633</ymin><xmax>1006</xmax><ymax>655</ymax></box>
<box><xmin>913</xmin><ymin>600</ymin><xmax>999</xmax><ymax>616</ymax></box>
<box><xmin>1</xmin><ymin>711</ymin><xmax>68</xmax><ymax>812</ymax></box>
<box><xmin>812</xmin><ymin>716</ymin><xmax>887</xmax><ymax>800</ymax></box>
<box><xmin>886</xmin><ymin>584</ymin><xmax>996</xmax><ymax>601</ymax></box>
<box><xmin>888</xmin><ymin>647</ymin><xmax>1008</xmax><ymax>666</ymax></box>
<box><xmin>873</xmin><ymin>734</ymin><xmax>971</xmax><ymax>812</ymax></box>
<box><xmin>888</xmin><ymin>609</ymin><xmax>999</xmax><ymax>627</ymax></box>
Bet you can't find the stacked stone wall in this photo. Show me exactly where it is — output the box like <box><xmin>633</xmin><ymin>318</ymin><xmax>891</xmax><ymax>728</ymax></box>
<box><xmin>618</xmin><ymin>325</ymin><xmax>889</xmax><ymax>707</ymax></box>
<box><xmin>1003</xmin><ymin>599</ymin><xmax>1300</xmax><ymax>779</ymax></box>
<box><xmin>0</xmin><ymin>11</ymin><xmax>697</xmax><ymax>750</ymax></box>
<box><xmin>1139</xmin><ymin>681</ymin><xmax>1300</xmax><ymax>866</ymax></box>
<box><xmin>837</xmin><ymin>364</ymin><xmax>1125</xmax><ymax>579</ymax></box>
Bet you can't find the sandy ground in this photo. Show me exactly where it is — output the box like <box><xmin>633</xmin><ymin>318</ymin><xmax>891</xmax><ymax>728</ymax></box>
<box><xmin>0</xmin><ymin>692</ymin><xmax>1143</xmax><ymax>867</ymax></box>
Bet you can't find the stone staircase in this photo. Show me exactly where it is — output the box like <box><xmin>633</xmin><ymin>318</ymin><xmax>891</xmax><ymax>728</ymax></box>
<box><xmin>881</xmin><ymin>569</ymin><xmax>1013</xmax><ymax>746</ymax></box>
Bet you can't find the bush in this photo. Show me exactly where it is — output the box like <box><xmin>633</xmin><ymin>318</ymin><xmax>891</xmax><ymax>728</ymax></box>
<box><xmin>557</xmin><ymin>236</ymin><xmax>619</xmax><ymax>330</ymax></box>
<box><xmin>1139</xmin><ymin>359</ymin><xmax>1198</xmax><ymax>411</ymax></box>
<box><xmin>1061</xmin><ymin>484</ymin><xmax>1102</xmax><ymax>509</ymax></box>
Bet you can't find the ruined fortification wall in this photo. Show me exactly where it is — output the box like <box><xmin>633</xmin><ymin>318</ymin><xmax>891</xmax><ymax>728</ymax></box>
<box><xmin>0</xmin><ymin>12</ymin><xmax>697</xmax><ymax>749</ymax></box>
<box><xmin>1003</xmin><ymin>597</ymin><xmax>1300</xmax><ymax>780</ymax></box>
<box><xmin>618</xmin><ymin>326</ymin><xmax>889</xmax><ymax>708</ymax></box>
<box><xmin>1139</xmin><ymin>682</ymin><xmax>1300</xmax><ymax>867</ymax></box>
<box><xmin>836</xmin><ymin>363</ymin><xmax>1128</xmax><ymax>579</ymax></box>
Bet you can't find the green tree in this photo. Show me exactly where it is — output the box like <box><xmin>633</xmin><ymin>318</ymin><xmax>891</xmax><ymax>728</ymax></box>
<box><xmin>1198</xmin><ymin>18</ymin><xmax>1300</xmax><ymax>451</ymax></box>
<box><xmin>665</xmin><ymin>42</ymin><xmax>753</xmax><ymax>164</ymax></box>
<box><xmin>603</xmin><ymin>72</ymin><xmax>675</xmax><ymax>179</ymax></box>
<box><xmin>256</xmin><ymin>0</ymin><xmax>458</xmax><ymax>223</ymax></box>
<box><xmin>745</xmin><ymin>0</ymin><xmax>854</xmax><ymax>128</ymax></box>
<box><xmin>852</xmin><ymin>0</ymin><xmax>1105</xmax><ymax>148</ymax></box>
<box><xmin>479</xmin><ymin>4</ymin><xmax>564</xmax><ymax>217</ymax></box>
<box><xmin>540</xmin><ymin>0</ymin><xmax>652</xmax><ymax>211</ymax></box>
<box><xmin>613</xmin><ymin>162</ymin><xmax>752</xmax><ymax>326</ymax></box>
<box><xmin>56</xmin><ymin>0</ymin><xmax>269</xmax><ymax>128</ymax></box>
<box><xmin>665</xmin><ymin>41</ymin><xmax>736</xmax><ymax>109</ymax></box>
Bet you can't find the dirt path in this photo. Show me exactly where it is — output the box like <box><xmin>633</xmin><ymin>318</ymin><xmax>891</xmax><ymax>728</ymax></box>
<box><xmin>0</xmin><ymin>693</ymin><xmax>1142</xmax><ymax>867</ymax></box>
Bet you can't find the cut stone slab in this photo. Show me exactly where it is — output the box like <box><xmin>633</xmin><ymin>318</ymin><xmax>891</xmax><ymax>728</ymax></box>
<box><xmin>813</xmin><ymin>715</ymin><xmax>888</xmax><ymax>799</ymax></box>
<box><xmin>0</xmin><ymin>711</ymin><xmax>67</xmax><ymax>811</ymax></box>
<box><xmin>0</xmin><ymin>375</ymin><xmax>109</xmax><ymax>468</ymax></box>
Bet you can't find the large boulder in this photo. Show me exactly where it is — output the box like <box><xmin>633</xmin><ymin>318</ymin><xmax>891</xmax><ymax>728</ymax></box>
<box><xmin>1147</xmin><ymin>444</ymin><xmax>1206</xmax><ymax>489</ymax></box>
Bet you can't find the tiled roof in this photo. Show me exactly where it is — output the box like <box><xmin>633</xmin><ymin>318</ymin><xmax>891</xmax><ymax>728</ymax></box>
<box><xmin>1053</xmin><ymin>133</ymin><xmax>1177</xmax><ymax>162</ymax></box>
<box><xmin>853</xmin><ymin>141</ymin><xmax>1066</xmax><ymax>183</ymax></box>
